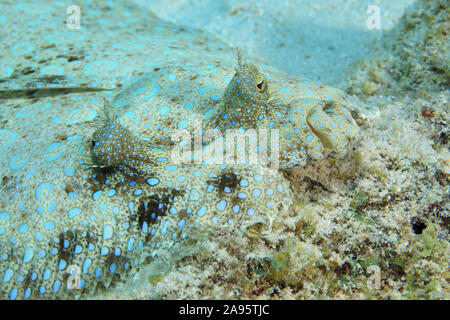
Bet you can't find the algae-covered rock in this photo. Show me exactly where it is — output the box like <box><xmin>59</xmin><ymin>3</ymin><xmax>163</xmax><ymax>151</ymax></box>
<box><xmin>345</xmin><ymin>0</ymin><xmax>449</xmax><ymax>96</ymax></box>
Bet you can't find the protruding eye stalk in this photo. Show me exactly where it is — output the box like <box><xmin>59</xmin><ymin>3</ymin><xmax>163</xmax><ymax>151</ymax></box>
<box><xmin>256</xmin><ymin>78</ymin><xmax>265</xmax><ymax>92</ymax></box>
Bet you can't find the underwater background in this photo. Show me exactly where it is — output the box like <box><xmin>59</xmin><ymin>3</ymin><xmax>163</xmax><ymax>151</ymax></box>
<box><xmin>0</xmin><ymin>0</ymin><xmax>448</xmax><ymax>299</ymax></box>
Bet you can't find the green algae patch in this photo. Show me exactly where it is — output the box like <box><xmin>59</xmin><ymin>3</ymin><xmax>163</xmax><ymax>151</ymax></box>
<box><xmin>401</xmin><ymin>223</ymin><xmax>450</xmax><ymax>299</ymax></box>
<box><xmin>350</xmin><ymin>191</ymin><xmax>368</xmax><ymax>211</ymax></box>
<box><xmin>263</xmin><ymin>241</ymin><xmax>328</xmax><ymax>289</ymax></box>
<box><xmin>413</xmin><ymin>224</ymin><xmax>444</xmax><ymax>259</ymax></box>
<box><xmin>148</xmin><ymin>274</ymin><xmax>163</xmax><ymax>284</ymax></box>
<box><xmin>269</xmin><ymin>252</ymin><xmax>290</xmax><ymax>281</ymax></box>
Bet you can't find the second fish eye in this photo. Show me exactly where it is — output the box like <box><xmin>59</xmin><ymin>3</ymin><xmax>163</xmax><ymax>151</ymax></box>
<box><xmin>256</xmin><ymin>79</ymin><xmax>264</xmax><ymax>92</ymax></box>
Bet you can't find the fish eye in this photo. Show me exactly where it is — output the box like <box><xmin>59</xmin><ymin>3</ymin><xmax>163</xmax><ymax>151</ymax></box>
<box><xmin>256</xmin><ymin>79</ymin><xmax>264</xmax><ymax>92</ymax></box>
<box><xmin>91</xmin><ymin>140</ymin><xmax>96</xmax><ymax>147</ymax></box>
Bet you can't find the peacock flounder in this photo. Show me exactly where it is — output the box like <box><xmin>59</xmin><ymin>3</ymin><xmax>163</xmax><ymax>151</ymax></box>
<box><xmin>0</xmin><ymin>0</ymin><xmax>359</xmax><ymax>299</ymax></box>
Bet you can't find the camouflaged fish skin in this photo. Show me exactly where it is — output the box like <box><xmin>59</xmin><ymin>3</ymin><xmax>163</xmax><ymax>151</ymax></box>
<box><xmin>0</xmin><ymin>0</ymin><xmax>359</xmax><ymax>299</ymax></box>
